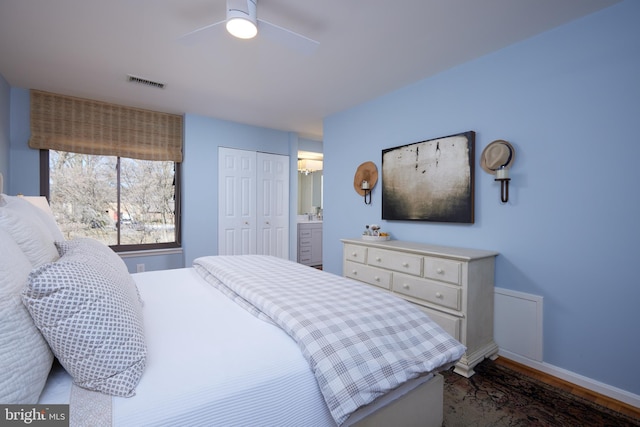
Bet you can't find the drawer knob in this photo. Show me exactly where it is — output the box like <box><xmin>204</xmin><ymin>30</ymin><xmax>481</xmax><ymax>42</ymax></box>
<box><xmin>435</xmin><ymin>292</ymin><xmax>443</xmax><ymax>299</ymax></box>
<box><xmin>402</xmin><ymin>283</ymin><xmax>410</xmax><ymax>290</ymax></box>
<box><xmin>402</xmin><ymin>262</ymin><xmax>409</xmax><ymax>268</ymax></box>
<box><xmin>351</xmin><ymin>252</ymin><xmax>358</xmax><ymax>257</ymax></box>
<box><xmin>436</xmin><ymin>268</ymin><xmax>444</xmax><ymax>274</ymax></box>
<box><xmin>375</xmin><ymin>257</ymin><xmax>382</xmax><ymax>262</ymax></box>
<box><xmin>352</xmin><ymin>270</ymin><xmax>358</xmax><ymax>275</ymax></box>
<box><xmin>375</xmin><ymin>276</ymin><xmax>380</xmax><ymax>282</ymax></box>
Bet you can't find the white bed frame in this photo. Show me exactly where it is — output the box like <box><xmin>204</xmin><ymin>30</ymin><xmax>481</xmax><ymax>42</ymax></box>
<box><xmin>352</xmin><ymin>374</ymin><xmax>443</xmax><ymax>427</ymax></box>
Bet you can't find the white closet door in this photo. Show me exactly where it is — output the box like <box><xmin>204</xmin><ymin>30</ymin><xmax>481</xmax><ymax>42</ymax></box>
<box><xmin>218</xmin><ymin>148</ymin><xmax>289</xmax><ymax>258</ymax></box>
<box><xmin>256</xmin><ymin>152</ymin><xmax>289</xmax><ymax>258</ymax></box>
<box><xmin>218</xmin><ymin>147</ymin><xmax>257</xmax><ymax>255</ymax></box>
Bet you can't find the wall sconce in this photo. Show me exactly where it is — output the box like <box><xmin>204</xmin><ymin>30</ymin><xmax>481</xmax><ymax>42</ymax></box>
<box><xmin>361</xmin><ymin>179</ymin><xmax>372</xmax><ymax>204</ymax></box>
<box><xmin>353</xmin><ymin>161</ymin><xmax>378</xmax><ymax>205</ymax></box>
<box><xmin>481</xmin><ymin>140</ymin><xmax>516</xmax><ymax>203</ymax></box>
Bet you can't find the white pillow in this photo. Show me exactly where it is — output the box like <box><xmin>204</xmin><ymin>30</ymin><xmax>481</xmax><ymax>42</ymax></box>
<box><xmin>0</xmin><ymin>206</ymin><xmax>59</xmax><ymax>268</ymax></box>
<box><xmin>0</xmin><ymin>229</ymin><xmax>54</xmax><ymax>404</ymax></box>
<box><xmin>0</xmin><ymin>194</ymin><xmax>64</xmax><ymax>242</ymax></box>
<box><xmin>23</xmin><ymin>238</ymin><xmax>147</xmax><ymax>397</ymax></box>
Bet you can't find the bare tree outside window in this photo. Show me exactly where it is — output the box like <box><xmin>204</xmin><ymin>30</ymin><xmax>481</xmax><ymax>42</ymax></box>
<box><xmin>48</xmin><ymin>150</ymin><xmax>178</xmax><ymax>250</ymax></box>
<box><xmin>120</xmin><ymin>157</ymin><xmax>176</xmax><ymax>245</ymax></box>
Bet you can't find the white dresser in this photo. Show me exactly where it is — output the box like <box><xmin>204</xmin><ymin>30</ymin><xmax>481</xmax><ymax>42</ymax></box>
<box><xmin>341</xmin><ymin>238</ymin><xmax>499</xmax><ymax>377</ymax></box>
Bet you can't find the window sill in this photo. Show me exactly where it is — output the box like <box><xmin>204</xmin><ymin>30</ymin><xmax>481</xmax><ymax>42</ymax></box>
<box><xmin>118</xmin><ymin>247</ymin><xmax>183</xmax><ymax>258</ymax></box>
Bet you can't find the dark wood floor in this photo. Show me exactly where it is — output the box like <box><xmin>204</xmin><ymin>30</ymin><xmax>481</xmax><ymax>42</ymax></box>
<box><xmin>495</xmin><ymin>357</ymin><xmax>640</xmax><ymax>420</ymax></box>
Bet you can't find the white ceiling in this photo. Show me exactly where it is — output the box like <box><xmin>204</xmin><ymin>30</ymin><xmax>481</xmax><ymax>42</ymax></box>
<box><xmin>0</xmin><ymin>0</ymin><xmax>618</xmax><ymax>140</ymax></box>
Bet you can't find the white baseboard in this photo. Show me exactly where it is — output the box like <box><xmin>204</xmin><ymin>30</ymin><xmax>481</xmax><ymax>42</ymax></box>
<box><xmin>498</xmin><ymin>349</ymin><xmax>640</xmax><ymax>409</ymax></box>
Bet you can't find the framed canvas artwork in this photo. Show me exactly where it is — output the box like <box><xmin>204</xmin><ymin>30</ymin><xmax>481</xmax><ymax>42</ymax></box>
<box><xmin>382</xmin><ymin>131</ymin><xmax>475</xmax><ymax>223</ymax></box>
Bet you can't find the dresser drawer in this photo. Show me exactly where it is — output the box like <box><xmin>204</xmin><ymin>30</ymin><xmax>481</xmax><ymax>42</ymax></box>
<box><xmin>368</xmin><ymin>248</ymin><xmax>422</xmax><ymax>276</ymax></box>
<box><xmin>393</xmin><ymin>273</ymin><xmax>460</xmax><ymax>311</ymax></box>
<box><xmin>424</xmin><ymin>257</ymin><xmax>462</xmax><ymax>285</ymax></box>
<box><xmin>344</xmin><ymin>244</ymin><xmax>367</xmax><ymax>264</ymax></box>
<box><xmin>415</xmin><ymin>305</ymin><xmax>461</xmax><ymax>340</ymax></box>
<box><xmin>344</xmin><ymin>261</ymin><xmax>391</xmax><ymax>290</ymax></box>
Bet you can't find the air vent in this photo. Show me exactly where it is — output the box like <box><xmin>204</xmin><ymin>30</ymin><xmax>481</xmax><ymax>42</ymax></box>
<box><xmin>127</xmin><ymin>75</ymin><xmax>166</xmax><ymax>89</ymax></box>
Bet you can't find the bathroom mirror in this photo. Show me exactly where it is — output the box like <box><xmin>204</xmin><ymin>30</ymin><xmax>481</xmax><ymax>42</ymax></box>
<box><xmin>297</xmin><ymin>151</ymin><xmax>323</xmax><ymax>216</ymax></box>
<box><xmin>298</xmin><ymin>170</ymin><xmax>323</xmax><ymax>215</ymax></box>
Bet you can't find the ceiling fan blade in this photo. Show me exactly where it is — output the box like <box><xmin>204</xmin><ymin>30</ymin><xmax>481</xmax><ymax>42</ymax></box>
<box><xmin>178</xmin><ymin>19</ymin><xmax>226</xmax><ymax>45</ymax></box>
<box><xmin>258</xmin><ymin>19</ymin><xmax>319</xmax><ymax>55</ymax></box>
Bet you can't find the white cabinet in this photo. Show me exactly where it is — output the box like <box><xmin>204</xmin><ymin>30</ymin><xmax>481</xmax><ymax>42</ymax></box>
<box><xmin>218</xmin><ymin>147</ymin><xmax>289</xmax><ymax>258</ymax></box>
<box><xmin>298</xmin><ymin>222</ymin><xmax>322</xmax><ymax>266</ymax></box>
<box><xmin>341</xmin><ymin>238</ymin><xmax>499</xmax><ymax>377</ymax></box>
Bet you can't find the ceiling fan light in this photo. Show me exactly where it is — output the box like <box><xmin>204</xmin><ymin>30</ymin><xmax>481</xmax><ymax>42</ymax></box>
<box><xmin>226</xmin><ymin>17</ymin><xmax>257</xmax><ymax>39</ymax></box>
<box><xmin>226</xmin><ymin>0</ymin><xmax>258</xmax><ymax>39</ymax></box>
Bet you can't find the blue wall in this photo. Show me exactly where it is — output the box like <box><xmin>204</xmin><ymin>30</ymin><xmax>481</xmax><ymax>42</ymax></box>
<box><xmin>298</xmin><ymin>137</ymin><xmax>323</xmax><ymax>153</ymax></box>
<box><xmin>6</xmin><ymin>89</ymin><xmax>39</xmax><ymax>196</ymax></box>
<box><xmin>182</xmin><ymin>114</ymin><xmax>299</xmax><ymax>267</ymax></box>
<box><xmin>323</xmin><ymin>1</ymin><xmax>640</xmax><ymax>396</ymax></box>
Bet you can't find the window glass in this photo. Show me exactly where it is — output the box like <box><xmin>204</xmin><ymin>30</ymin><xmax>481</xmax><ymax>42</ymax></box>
<box><xmin>48</xmin><ymin>150</ymin><xmax>178</xmax><ymax>249</ymax></box>
<box><xmin>119</xmin><ymin>157</ymin><xmax>176</xmax><ymax>245</ymax></box>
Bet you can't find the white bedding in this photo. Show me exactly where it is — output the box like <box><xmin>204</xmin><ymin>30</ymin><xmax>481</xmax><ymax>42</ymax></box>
<box><xmin>40</xmin><ymin>267</ymin><xmax>335</xmax><ymax>426</ymax></box>
<box><xmin>194</xmin><ymin>255</ymin><xmax>464</xmax><ymax>425</ymax></box>
<box><xmin>38</xmin><ymin>267</ymin><xmax>431</xmax><ymax>426</ymax></box>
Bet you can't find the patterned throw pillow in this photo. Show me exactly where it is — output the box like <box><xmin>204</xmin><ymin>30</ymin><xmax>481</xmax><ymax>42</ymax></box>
<box><xmin>55</xmin><ymin>238</ymin><xmax>144</xmax><ymax>305</ymax></box>
<box><xmin>56</xmin><ymin>238</ymin><xmax>127</xmax><ymax>270</ymax></box>
<box><xmin>22</xmin><ymin>239</ymin><xmax>146</xmax><ymax>397</ymax></box>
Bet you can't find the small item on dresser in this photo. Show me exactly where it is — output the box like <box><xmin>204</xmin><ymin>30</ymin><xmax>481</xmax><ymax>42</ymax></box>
<box><xmin>362</xmin><ymin>234</ymin><xmax>390</xmax><ymax>241</ymax></box>
<box><xmin>362</xmin><ymin>224</ymin><xmax>390</xmax><ymax>241</ymax></box>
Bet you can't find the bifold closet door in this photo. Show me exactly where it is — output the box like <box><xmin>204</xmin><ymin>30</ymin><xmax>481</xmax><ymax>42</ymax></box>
<box><xmin>218</xmin><ymin>147</ymin><xmax>257</xmax><ymax>255</ymax></box>
<box><xmin>218</xmin><ymin>147</ymin><xmax>289</xmax><ymax>258</ymax></box>
<box><xmin>256</xmin><ymin>152</ymin><xmax>289</xmax><ymax>259</ymax></box>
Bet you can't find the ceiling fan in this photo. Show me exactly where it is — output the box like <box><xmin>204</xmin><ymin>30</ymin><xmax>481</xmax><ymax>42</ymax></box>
<box><xmin>179</xmin><ymin>0</ymin><xmax>319</xmax><ymax>55</ymax></box>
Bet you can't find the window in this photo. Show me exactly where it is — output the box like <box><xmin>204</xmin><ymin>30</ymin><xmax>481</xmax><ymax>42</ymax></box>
<box><xmin>42</xmin><ymin>150</ymin><xmax>181</xmax><ymax>251</ymax></box>
<box><xmin>29</xmin><ymin>90</ymin><xmax>183</xmax><ymax>252</ymax></box>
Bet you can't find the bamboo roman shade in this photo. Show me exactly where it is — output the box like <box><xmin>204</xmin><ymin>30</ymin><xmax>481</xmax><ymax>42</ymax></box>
<box><xmin>29</xmin><ymin>90</ymin><xmax>183</xmax><ymax>162</ymax></box>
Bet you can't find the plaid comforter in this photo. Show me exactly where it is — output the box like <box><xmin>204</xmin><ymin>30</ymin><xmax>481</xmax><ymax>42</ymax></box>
<box><xmin>193</xmin><ymin>255</ymin><xmax>465</xmax><ymax>425</ymax></box>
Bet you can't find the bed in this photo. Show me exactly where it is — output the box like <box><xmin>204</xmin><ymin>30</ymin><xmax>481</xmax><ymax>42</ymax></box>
<box><xmin>0</xmin><ymin>192</ymin><xmax>465</xmax><ymax>427</ymax></box>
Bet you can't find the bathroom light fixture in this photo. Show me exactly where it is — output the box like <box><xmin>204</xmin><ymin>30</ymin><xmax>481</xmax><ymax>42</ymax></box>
<box><xmin>226</xmin><ymin>0</ymin><xmax>258</xmax><ymax>39</ymax></box>
<box><xmin>298</xmin><ymin>159</ymin><xmax>323</xmax><ymax>175</ymax></box>
<box><xmin>481</xmin><ymin>140</ymin><xmax>516</xmax><ymax>203</ymax></box>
